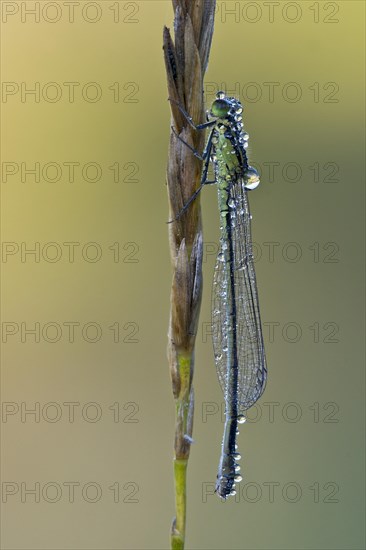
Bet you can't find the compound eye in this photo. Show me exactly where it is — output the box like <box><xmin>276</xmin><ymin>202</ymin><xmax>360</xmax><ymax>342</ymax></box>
<box><xmin>211</xmin><ymin>99</ymin><xmax>231</xmax><ymax>118</ymax></box>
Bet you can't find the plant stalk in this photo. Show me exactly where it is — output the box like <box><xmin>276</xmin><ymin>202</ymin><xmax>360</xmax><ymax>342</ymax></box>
<box><xmin>163</xmin><ymin>1</ymin><xmax>216</xmax><ymax>548</ymax></box>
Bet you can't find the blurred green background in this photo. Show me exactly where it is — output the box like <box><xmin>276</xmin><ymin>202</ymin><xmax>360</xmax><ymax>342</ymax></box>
<box><xmin>1</xmin><ymin>1</ymin><xmax>365</xmax><ymax>549</ymax></box>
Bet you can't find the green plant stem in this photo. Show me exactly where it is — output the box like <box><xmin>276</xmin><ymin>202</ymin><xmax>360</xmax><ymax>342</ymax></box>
<box><xmin>172</xmin><ymin>459</ymin><xmax>187</xmax><ymax>550</ymax></box>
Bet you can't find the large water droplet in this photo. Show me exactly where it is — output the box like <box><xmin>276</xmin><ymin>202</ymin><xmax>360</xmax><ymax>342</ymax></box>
<box><xmin>237</xmin><ymin>415</ymin><xmax>246</xmax><ymax>424</ymax></box>
<box><xmin>244</xmin><ymin>167</ymin><xmax>260</xmax><ymax>190</ymax></box>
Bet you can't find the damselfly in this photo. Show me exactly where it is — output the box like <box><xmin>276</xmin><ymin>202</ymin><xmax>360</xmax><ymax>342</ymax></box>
<box><xmin>171</xmin><ymin>91</ymin><xmax>267</xmax><ymax>500</ymax></box>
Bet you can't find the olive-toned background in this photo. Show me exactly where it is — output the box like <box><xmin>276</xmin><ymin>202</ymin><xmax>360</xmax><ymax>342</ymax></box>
<box><xmin>1</xmin><ymin>1</ymin><xmax>365</xmax><ymax>549</ymax></box>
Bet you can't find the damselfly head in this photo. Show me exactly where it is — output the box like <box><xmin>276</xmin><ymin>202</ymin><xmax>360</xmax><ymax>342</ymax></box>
<box><xmin>212</xmin><ymin>91</ymin><xmax>244</xmax><ymax>121</ymax></box>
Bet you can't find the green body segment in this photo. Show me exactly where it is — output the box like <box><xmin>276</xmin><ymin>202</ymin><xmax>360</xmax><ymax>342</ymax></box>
<box><xmin>216</xmin><ymin>125</ymin><xmax>244</xmax><ymax>178</ymax></box>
